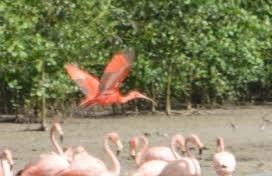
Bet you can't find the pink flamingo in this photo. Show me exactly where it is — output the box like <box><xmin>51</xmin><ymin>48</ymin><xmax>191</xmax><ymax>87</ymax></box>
<box><xmin>159</xmin><ymin>134</ymin><xmax>204</xmax><ymax>176</ymax></box>
<box><xmin>56</xmin><ymin>132</ymin><xmax>123</xmax><ymax>176</ymax></box>
<box><xmin>0</xmin><ymin>149</ymin><xmax>14</xmax><ymax>176</ymax></box>
<box><xmin>129</xmin><ymin>134</ymin><xmax>185</xmax><ymax>167</ymax></box>
<box><xmin>213</xmin><ymin>137</ymin><xmax>236</xmax><ymax>176</ymax></box>
<box><xmin>17</xmin><ymin>123</ymin><xmax>70</xmax><ymax>176</ymax></box>
<box><xmin>63</xmin><ymin>145</ymin><xmax>108</xmax><ymax>174</ymax></box>
<box><xmin>132</xmin><ymin>160</ymin><xmax>168</xmax><ymax>176</ymax></box>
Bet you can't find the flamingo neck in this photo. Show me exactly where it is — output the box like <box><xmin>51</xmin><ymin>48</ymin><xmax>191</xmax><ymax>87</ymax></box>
<box><xmin>136</xmin><ymin>136</ymin><xmax>148</xmax><ymax>166</ymax></box>
<box><xmin>216</xmin><ymin>138</ymin><xmax>225</xmax><ymax>153</ymax></box>
<box><xmin>104</xmin><ymin>137</ymin><xmax>120</xmax><ymax>176</ymax></box>
<box><xmin>184</xmin><ymin>140</ymin><xmax>193</xmax><ymax>158</ymax></box>
<box><xmin>50</xmin><ymin>129</ymin><xmax>64</xmax><ymax>155</ymax></box>
<box><xmin>1</xmin><ymin>160</ymin><xmax>11</xmax><ymax>176</ymax></box>
<box><xmin>170</xmin><ymin>136</ymin><xmax>181</xmax><ymax>159</ymax></box>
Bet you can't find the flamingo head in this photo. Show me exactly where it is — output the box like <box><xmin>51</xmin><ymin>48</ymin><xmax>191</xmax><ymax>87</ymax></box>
<box><xmin>0</xmin><ymin>149</ymin><xmax>14</xmax><ymax>169</ymax></box>
<box><xmin>51</xmin><ymin>123</ymin><xmax>64</xmax><ymax>143</ymax></box>
<box><xmin>216</xmin><ymin>137</ymin><xmax>225</xmax><ymax>152</ymax></box>
<box><xmin>71</xmin><ymin>146</ymin><xmax>89</xmax><ymax>160</ymax></box>
<box><xmin>174</xmin><ymin>134</ymin><xmax>186</xmax><ymax>154</ymax></box>
<box><xmin>186</xmin><ymin>134</ymin><xmax>205</xmax><ymax>155</ymax></box>
<box><xmin>129</xmin><ymin>137</ymin><xmax>139</xmax><ymax>159</ymax></box>
<box><xmin>107</xmin><ymin>132</ymin><xmax>123</xmax><ymax>156</ymax></box>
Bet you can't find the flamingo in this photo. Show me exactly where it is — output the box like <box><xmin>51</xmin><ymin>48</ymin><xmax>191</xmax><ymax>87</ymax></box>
<box><xmin>129</xmin><ymin>134</ymin><xmax>185</xmax><ymax>167</ymax></box>
<box><xmin>0</xmin><ymin>149</ymin><xmax>14</xmax><ymax>176</ymax></box>
<box><xmin>64</xmin><ymin>51</ymin><xmax>156</xmax><ymax>107</ymax></box>
<box><xmin>159</xmin><ymin>134</ymin><xmax>204</xmax><ymax>176</ymax></box>
<box><xmin>213</xmin><ymin>137</ymin><xmax>236</xmax><ymax>176</ymax></box>
<box><xmin>56</xmin><ymin>132</ymin><xmax>123</xmax><ymax>176</ymax></box>
<box><xmin>132</xmin><ymin>160</ymin><xmax>168</xmax><ymax>176</ymax></box>
<box><xmin>16</xmin><ymin>123</ymin><xmax>70</xmax><ymax>176</ymax></box>
<box><xmin>60</xmin><ymin>145</ymin><xmax>108</xmax><ymax>175</ymax></box>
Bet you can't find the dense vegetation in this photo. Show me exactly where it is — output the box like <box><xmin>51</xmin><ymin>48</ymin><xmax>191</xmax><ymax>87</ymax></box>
<box><xmin>0</xmin><ymin>0</ymin><xmax>272</xmax><ymax>123</ymax></box>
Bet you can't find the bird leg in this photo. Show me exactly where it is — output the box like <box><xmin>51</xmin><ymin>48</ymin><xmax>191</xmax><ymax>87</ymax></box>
<box><xmin>111</xmin><ymin>104</ymin><xmax>117</xmax><ymax>116</ymax></box>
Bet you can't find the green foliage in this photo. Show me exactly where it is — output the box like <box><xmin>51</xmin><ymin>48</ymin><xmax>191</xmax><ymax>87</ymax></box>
<box><xmin>0</xmin><ymin>0</ymin><xmax>272</xmax><ymax>114</ymax></box>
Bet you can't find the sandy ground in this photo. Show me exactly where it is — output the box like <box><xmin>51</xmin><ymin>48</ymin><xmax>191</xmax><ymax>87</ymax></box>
<box><xmin>1</xmin><ymin>105</ymin><xmax>272</xmax><ymax>175</ymax></box>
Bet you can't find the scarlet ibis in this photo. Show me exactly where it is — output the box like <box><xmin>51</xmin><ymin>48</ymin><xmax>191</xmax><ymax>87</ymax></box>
<box><xmin>64</xmin><ymin>51</ymin><xmax>156</xmax><ymax>107</ymax></box>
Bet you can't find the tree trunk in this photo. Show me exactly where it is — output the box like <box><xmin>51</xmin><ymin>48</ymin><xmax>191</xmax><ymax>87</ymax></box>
<box><xmin>151</xmin><ymin>81</ymin><xmax>156</xmax><ymax>113</ymax></box>
<box><xmin>40</xmin><ymin>62</ymin><xmax>47</xmax><ymax>131</ymax></box>
<box><xmin>186</xmin><ymin>94</ymin><xmax>192</xmax><ymax>110</ymax></box>
<box><xmin>40</xmin><ymin>92</ymin><xmax>47</xmax><ymax>130</ymax></box>
<box><xmin>166</xmin><ymin>61</ymin><xmax>173</xmax><ymax>116</ymax></box>
<box><xmin>186</xmin><ymin>64</ymin><xmax>193</xmax><ymax>110</ymax></box>
<box><xmin>133</xmin><ymin>100</ymin><xmax>139</xmax><ymax>115</ymax></box>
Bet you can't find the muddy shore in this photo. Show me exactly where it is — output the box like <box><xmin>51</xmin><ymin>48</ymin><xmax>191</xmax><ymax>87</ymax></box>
<box><xmin>1</xmin><ymin>105</ymin><xmax>272</xmax><ymax>175</ymax></box>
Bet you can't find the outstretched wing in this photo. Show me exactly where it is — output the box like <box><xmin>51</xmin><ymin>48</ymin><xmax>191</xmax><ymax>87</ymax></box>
<box><xmin>64</xmin><ymin>64</ymin><xmax>99</xmax><ymax>99</ymax></box>
<box><xmin>99</xmin><ymin>51</ymin><xmax>135</xmax><ymax>93</ymax></box>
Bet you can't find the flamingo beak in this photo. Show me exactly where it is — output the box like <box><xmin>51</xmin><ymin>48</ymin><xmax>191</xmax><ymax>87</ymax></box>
<box><xmin>116</xmin><ymin>140</ymin><xmax>123</xmax><ymax>156</ymax></box>
<box><xmin>178</xmin><ymin>144</ymin><xmax>186</xmax><ymax>155</ymax></box>
<box><xmin>10</xmin><ymin>160</ymin><xmax>14</xmax><ymax>167</ymax></box>
<box><xmin>5</xmin><ymin>157</ymin><xmax>14</xmax><ymax>171</ymax></box>
<box><xmin>129</xmin><ymin>150</ymin><xmax>136</xmax><ymax>159</ymax></box>
<box><xmin>198</xmin><ymin>148</ymin><xmax>203</xmax><ymax>155</ymax></box>
<box><xmin>181</xmin><ymin>150</ymin><xmax>186</xmax><ymax>155</ymax></box>
<box><xmin>199</xmin><ymin>146</ymin><xmax>209</xmax><ymax>155</ymax></box>
<box><xmin>8</xmin><ymin>160</ymin><xmax>14</xmax><ymax>171</ymax></box>
<box><xmin>60</xmin><ymin>135</ymin><xmax>64</xmax><ymax>144</ymax></box>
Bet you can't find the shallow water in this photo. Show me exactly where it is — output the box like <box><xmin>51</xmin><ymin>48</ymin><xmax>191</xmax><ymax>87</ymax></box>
<box><xmin>1</xmin><ymin>105</ymin><xmax>272</xmax><ymax>175</ymax></box>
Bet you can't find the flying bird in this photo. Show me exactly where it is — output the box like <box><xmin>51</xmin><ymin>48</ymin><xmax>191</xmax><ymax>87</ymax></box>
<box><xmin>65</xmin><ymin>51</ymin><xmax>156</xmax><ymax>107</ymax></box>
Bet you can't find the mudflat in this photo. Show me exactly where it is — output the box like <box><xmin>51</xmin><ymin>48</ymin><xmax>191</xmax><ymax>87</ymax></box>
<box><xmin>1</xmin><ymin>105</ymin><xmax>272</xmax><ymax>175</ymax></box>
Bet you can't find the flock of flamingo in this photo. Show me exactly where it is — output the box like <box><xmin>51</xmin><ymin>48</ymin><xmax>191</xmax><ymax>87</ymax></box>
<box><xmin>0</xmin><ymin>122</ymin><xmax>236</xmax><ymax>176</ymax></box>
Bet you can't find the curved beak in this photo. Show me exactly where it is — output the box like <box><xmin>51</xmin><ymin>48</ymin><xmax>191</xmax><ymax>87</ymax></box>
<box><xmin>8</xmin><ymin>158</ymin><xmax>14</xmax><ymax>170</ymax></box>
<box><xmin>60</xmin><ymin>134</ymin><xmax>64</xmax><ymax>144</ymax></box>
<box><xmin>7</xmin><ymin>158</ymin><xmax>14</xmax><ymax>171</ymax></box>
<box><xmin>181</xmin><ymin>150</ymin><xmax>186</xmax><ymax>155</ymax></box>
<box><xmin>199</xmin><ymin>146</ymin><xmax>209</xmax><ymax>155</ymax></box>
<box><xmin>148</xmin><ymin>98</ymin><xmax>158</xmax><ymax>106</ymax></box>
<box><xmin>129</xmin><ymin>149</ymin><xmax>136</xmax><ymax>159</ymax></box>
<box><xmin>198</xmin><ymin>148</ymin><xmax>203</xmax><ymax>155</ymax></box>
<box><xmin>178</xmin><ymin>144</ymin><xmax>186</xmax><ymax>155</ymax></box>
<box><xmin>140</xmin><ymin>95</ymin><xmax>158</xmax><ymax>106</ymax></box>
<box><xmin>116</xmin><ymin>140</ymin><xmax>123</xmax><ymax>156</ymax></box>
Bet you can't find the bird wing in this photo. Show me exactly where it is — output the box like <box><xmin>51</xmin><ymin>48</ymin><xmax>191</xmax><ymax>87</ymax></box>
<box><xmin>99</xmin><ymin>51</ymin><xmax>135</xmax><ymax>94</ymax></box>
<box><xmin>214</xmin><ymin>152</ymin><xmax>236</xmax><ymax>171</ymax></box>
<box><xmin>64</xmin><ymin>64</ymin><xmax>99</xmax><ymax>99</ymax></box>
